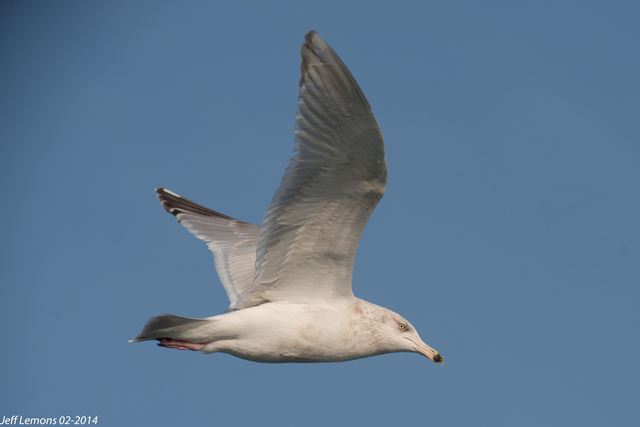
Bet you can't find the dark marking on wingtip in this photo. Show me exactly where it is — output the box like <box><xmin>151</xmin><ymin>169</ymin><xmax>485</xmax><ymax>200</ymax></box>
<box><xmin>300</xmin><ymin>31</ymin><xmax>328</xmax><ymax>88</ymax></box>
<box><xmin>305</xmin><ymin>30</ymin><xmax>317</xmax><ymax>42</ymax></box>
<box><xmin>154</xmin><ymin>187</ymin><xmax>243</xmax><ymax>221</ymax></box>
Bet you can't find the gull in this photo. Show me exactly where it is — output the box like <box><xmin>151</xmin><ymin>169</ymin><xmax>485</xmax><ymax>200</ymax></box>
<box><xmin>131</xmin><ymin>31</ymin><xmax>443</xmax><ymax>364</ymax></box>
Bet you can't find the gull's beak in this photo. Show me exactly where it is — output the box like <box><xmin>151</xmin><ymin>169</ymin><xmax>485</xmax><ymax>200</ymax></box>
<box><xmin>412</xmin><ymin>340</ymin><xmax>444</xmax><ymax>364</ymax></box>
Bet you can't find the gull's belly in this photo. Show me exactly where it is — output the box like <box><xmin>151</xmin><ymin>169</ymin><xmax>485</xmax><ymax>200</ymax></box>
<box><xmin>209</xmin><ymin>301</ymin><xmax>379</xmax><ymax>363</ymax></box>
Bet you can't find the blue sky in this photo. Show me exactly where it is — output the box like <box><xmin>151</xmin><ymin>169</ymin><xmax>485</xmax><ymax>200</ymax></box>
<box><xmin>1</xmin><ymin>1</ymin><xmax>639</xmax><ymax>425</ymax></box>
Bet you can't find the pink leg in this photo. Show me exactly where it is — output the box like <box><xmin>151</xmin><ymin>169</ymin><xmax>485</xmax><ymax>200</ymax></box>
<box><xmin>157</xmin><ymin>339</ymin><xmax>205</xmax><ymax>351</ymax></box>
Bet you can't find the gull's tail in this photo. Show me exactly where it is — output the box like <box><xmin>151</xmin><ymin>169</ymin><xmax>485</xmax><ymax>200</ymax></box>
<box><xmin>129</xmin><ymin>314</ymin><xmax>213</xmax><ymax>344</ymax></box>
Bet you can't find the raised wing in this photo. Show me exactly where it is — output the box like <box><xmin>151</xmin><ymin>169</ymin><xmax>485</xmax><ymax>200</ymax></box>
<box><xmin>236</xmin><ymin>32</ymin><xmax>386</xmax><ymax>308</ymax></box>
<box><xmin>156</xmin><ymin>188</ymin><xmax>258</xmax><ymax>309</ymax></box>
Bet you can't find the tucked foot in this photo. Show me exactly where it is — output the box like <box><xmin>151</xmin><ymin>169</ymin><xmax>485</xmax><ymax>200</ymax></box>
<box><xmin>157</xmin><ymin>338</ymin><xmax>205</xmax><ymax>351</ymax></box>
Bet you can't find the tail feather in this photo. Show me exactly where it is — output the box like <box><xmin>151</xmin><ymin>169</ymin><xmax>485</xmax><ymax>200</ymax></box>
<box><xmin>130</xmin><ymin>314</ymin><xmax>211</xmax><ymax>343</ymax></box>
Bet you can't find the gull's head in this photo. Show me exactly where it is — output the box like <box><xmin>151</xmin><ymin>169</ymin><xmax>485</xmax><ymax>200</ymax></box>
<box><xmin>378</xmin><ymin>309</ymin><xmax>443</xmax><ymax>364</ymax></box>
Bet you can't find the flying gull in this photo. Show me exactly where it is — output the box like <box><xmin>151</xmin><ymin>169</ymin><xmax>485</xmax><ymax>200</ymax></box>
<box><xmin>131</xmin><ymin>31</ymin><xmax>443</xmax><ymax>364</ymax></box>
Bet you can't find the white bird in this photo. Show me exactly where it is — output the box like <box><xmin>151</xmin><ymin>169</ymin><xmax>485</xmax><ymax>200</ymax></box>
<box><xmin>132</xmin><ymin>31</ymin><xmax>443</xmax><ymax>364</ymax></box>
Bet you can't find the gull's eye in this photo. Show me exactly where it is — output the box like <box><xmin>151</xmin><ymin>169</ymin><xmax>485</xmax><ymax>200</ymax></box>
<box><xmin>398</xmin><ymin>322</ymin><xmax>408</xmax><ymax>332</ymax></box>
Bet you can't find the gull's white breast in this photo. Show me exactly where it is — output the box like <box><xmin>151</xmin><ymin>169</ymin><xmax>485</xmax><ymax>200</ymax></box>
<box><xmin>202</xmin><ymin>299</ymin><xmax>384</xmax><ymax>362</ymax></box>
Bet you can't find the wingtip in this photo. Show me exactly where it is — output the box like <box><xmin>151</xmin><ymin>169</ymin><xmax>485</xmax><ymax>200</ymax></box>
<box><xmin>302</xmin><ymin>30</ymin><xmax>326</xmax><ymax>53</ymax></box>
<box><xmin>156</xmin><ymin>187</ymin><xmax>180</xmax><ymax>198</ymax></box>
<box><xmin>155</xmin><ymin>187</ymin><xmax>239</xmax><ymax>221</ymax></box>
<box><xmin>155</xmin><ymin>187</ymin><xmax>173</xmax><ymax>216</ymax></box>
<box><xmin>156</xmin><ymin>188</ymin><xmax>187</xmax><ymax>217</ymax></box>
<box><xmin>300</xmin><ymin>31</ymin><xmax>327</xmax><ymax>85</ymax></box>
